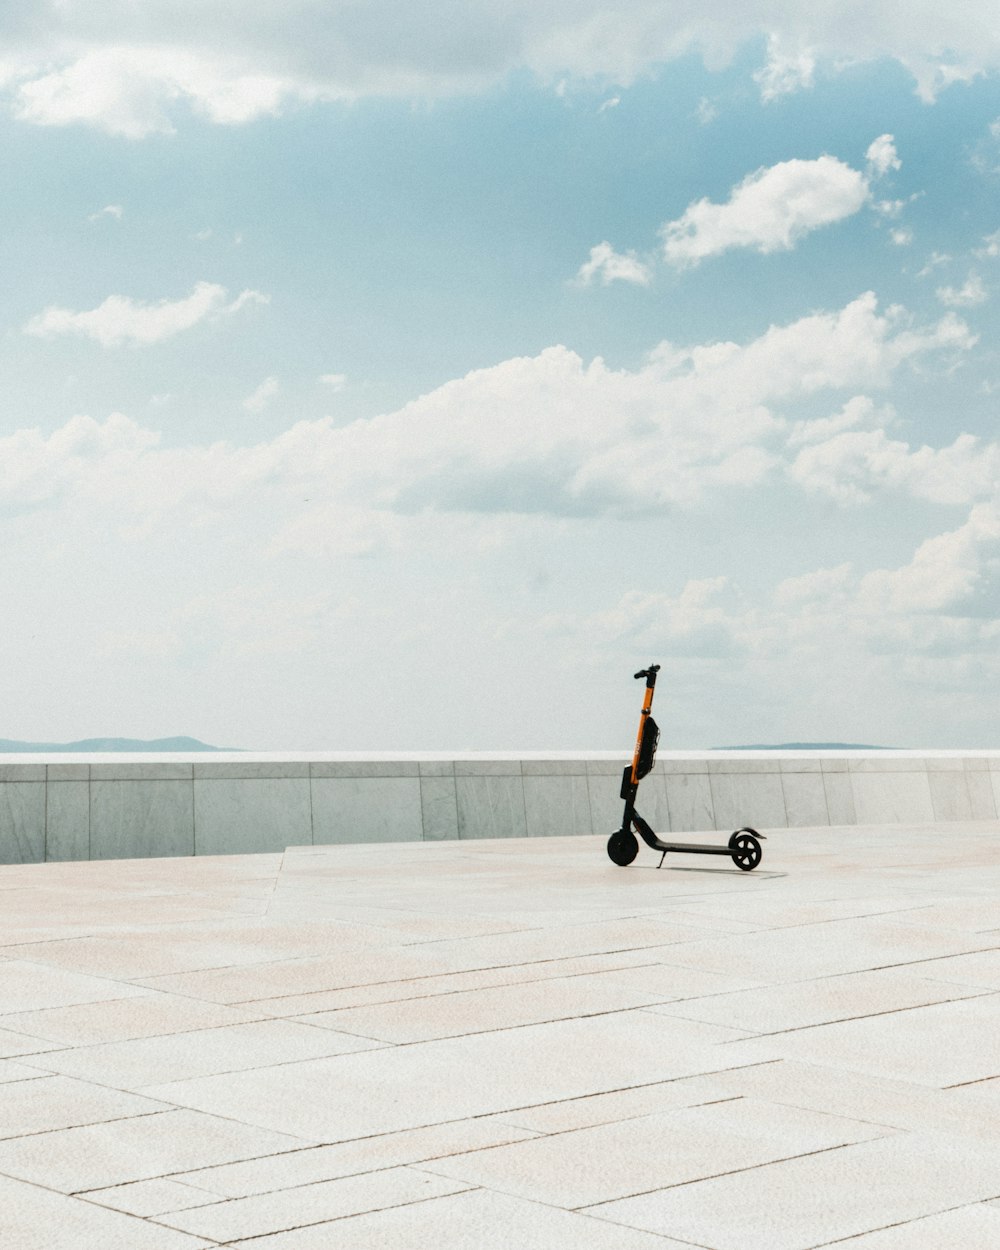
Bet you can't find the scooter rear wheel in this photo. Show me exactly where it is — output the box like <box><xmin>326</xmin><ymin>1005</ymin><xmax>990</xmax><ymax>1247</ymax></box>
<box><xmin>729</xmin><ymin>831</ymin><xmax>762</xmax><ymax>871</ymax></box>
<box><xmin>607</xmin><ymin>829</ymin><xmax>639</xmax><ymax>866</ymax></box>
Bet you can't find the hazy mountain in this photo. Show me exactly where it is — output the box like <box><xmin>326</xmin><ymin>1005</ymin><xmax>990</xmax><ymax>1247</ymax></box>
<box><xmin>0</xmin><ymin>736</ymin><xmax>239</xmax><ymax>753</ymax></box>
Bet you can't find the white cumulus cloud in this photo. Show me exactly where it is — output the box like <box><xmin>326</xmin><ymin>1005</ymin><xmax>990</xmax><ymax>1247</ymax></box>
<box><xmin>753</xmin><ymin>33</ymin><xmax>816</xmax><ymax>100</ymax></box>
<box><xmin>660</xmin><ymin>155</ymin><xmax>870</xmax><ymax>267</ymax></box>
<box><xmin>242</xmin><ymin>376</ymin><xmax>280</xmax><ymax>412</ymax></box>
<box><xmin>936</xmin><ymin>273</ymin><xmax>988</xmax><ymax>308</ymax></box>
<box><xmin>575</xmin><ymin>241</ymin><xmax>652</xmax><ymax>286</ymax></box>
<box><xmin>24</xmin><ymin>281</ymin><xmax>268</xmax><ymax>347</ymax></box>
<box><xmin>866</xmin><ymin>134</ymin><xmax>901</xmax><ymax>177</ymax></box>
<box><xmin>0</xmin><ymin>4</ymin><xmax>997</xmax><ymax>136</ymax></box>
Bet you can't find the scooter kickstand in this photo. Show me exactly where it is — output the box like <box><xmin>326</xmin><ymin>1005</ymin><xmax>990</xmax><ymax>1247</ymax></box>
<box><xmin>657</xmin><ymin>850</ymin><xmax>667</xmax><ymax>869</ymax></box>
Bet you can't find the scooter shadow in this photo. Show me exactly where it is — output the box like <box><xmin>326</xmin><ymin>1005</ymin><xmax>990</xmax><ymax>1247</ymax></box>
<box><xmin>634</xmin><ymin>864</ymin><xmax>787</xmax><ymax>878</ymax></box>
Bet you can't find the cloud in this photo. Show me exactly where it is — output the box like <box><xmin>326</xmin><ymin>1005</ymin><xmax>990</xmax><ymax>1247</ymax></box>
<box><xmin>789</xmin><ymin>428</ymin><xmax>1000</xmax><ymax>506</ymax></box>
<box><xmin>14</xmin><ymin>46</ymin><xmax>291</xmax><ymax>138</ymax></box>
<box><xmin>858</xmin><ymin>502</ymin><xmax>1000</xmax><ymax>615</ymax></box>
<box><xmin>575</xmin><ymin>241</ymin><xmax>652</xmax><ymax>287</ymax></box>
<box><xmin>319</xmin><ymin>373</ymin><xmax>347</xmax><ymax>390</ymax></box>
<box><xmin>597</xmin><ymin>95</ymin><xmax>620</xmax><ymax>112</ymax></box>
<box><xmin>242</xmin><ymin>376</ymin><xmax>280</xmax><ymax>412</ymax></box>
<box><xmin>5</xmin><ymin>293</ymin><xmax>973</xmax><ymax>544</ymax></box>
<box><xmin>866</xmin><ymin>134</ymin><xmax>901</xmax><ymax>177</ymax></box>
<box><xmin>87</xmin><ymin>203</ymin><xmax>123</xmax><ymax>222</ymax></box>
<box><xmin>1</xmin><ymin>4</ymin><xmax>998</xmax><ymax>135</ymax></box>
<box><xmin>976</xmin><ymin>229</ymin><xmax>1000</xmax><ymax>258</ymax></box>
<box><xmin>753</xmin><ymin>33</ymin><xmax>816</xmax><ymax>100</ymax></box>
<box><xmin>890</xmin><ymin>228</ymin><xmax>914</xmax><ymax>246</ymax></box>
<box><xmin>660</xmin><ymin>155</ymin><xmax>870</xmax><ymax>267</ymax></box>
<box><xmin>936</xmin><ymin>273</ymin><xmax>988</xmax><ymax>307</ymax></box>
<box><xmin>24</xmin><ymin>281</ymin><xmax>268</xmax><ymax>347</ymax></box>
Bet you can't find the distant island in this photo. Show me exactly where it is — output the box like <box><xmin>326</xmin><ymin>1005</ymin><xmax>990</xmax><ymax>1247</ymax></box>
<box><xmin>713</xmin><ymin>742</ymin><xmax>891</xmax><ymax>750</ymax></box>
<box><xmin>0</xmin><ymin>736</ymin><xmax>239</xmax><ymax>753</ymax></box>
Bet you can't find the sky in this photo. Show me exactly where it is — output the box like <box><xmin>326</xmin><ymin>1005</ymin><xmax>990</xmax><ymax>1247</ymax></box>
<box><xmin>2</xmin><ymin>2</ymin><xmax>1000</xmax><ymax>751</ymax></box>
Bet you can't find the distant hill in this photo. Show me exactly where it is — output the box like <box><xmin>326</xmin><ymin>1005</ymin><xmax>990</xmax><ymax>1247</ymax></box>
<box><xmin>713</xmin><ymin>742</ymin><xmax>891</xmax><ymax>750</ymax></box>
<box><xmin>0</xmin><ymin>736</ymin><xmax>239</xmax><ymax>753</ymax></box>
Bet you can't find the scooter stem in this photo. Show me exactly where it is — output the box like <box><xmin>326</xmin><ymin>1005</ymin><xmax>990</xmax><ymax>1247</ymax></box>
<box><xmin>630</xmin><ymin>664</ymin><xmax>659</xmax><ymax>785</ymax></box>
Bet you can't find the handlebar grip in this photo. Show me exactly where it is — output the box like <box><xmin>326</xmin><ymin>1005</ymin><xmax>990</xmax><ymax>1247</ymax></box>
<box><xmin>634</xmin><ymin>664</ymin><xmax>661</xmax><ymax>681</ymax></box>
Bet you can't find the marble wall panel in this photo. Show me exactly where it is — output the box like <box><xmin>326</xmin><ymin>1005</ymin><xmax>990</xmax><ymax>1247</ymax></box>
<box><xmin>420</xmin><ymin>777</ymin><xmax>459</xmax><ymax>840</ymax></box>
<box><xmin>89</xmin><ymin>763</ymin><xmax>193</xmax><ymax>781</ymax></box>
<box><xmin>0</xmin><ymin>782</ymin><xmax>45</xmax><ymax>864</ymax></box>
<box><xmin>45</xmin><ymin>782</ymin><xmax>89</xmax><ymax>861</ymax></box>
<box><xmin>851</xmin><ymin>771</ymin><xmax>935</xmax><ymax>824</ymax></box>
<box><xmin>521</xmin><ymin>761</ymin><xmax>589</xmax><ymax>776</ymax></box>
<box><xmin>0</xmin><ymin>765</ymin><xmax>44</xmax><ymax>782</ymax></box>
<box><xmin>656</xmin><ymin>758</ymin><xmax>709</xmax><ymax>774</ymax></box>
<box><xmin>455</xmin><ymin>776</ymin><xmax>527</xmax><ymax>839</ymax></box>
<box><xmin>193</xmin><ymin>762</ymin><xmax>309</xmax><ymax>780</ymax></box>
<box><xmin>848</xmin><ymin>757</ymin><xmax>927</xmax><ymax>772</ymax></box>
<box><xmin>823</xmin><ymin>772</ymin><xmax>857</xmax><ymax>825</ymax></box>
<box><xmin>663</xmin><ymin>773</ymin><xmax>715</xmax><ymax>833</ymax></box>
<box><xmin>991</xmin><ymin>772</ymin><xmax>1000</xmax><ymax>821</ymax></box>
<box><xmin>47</xmin><ymin>764</ymin><xmax>88</xmax><ymax>781</ymax></box>
<box><xmin>631</xmin><ymin>773</ymin><xmax>671</xmax><ymax>832</ymax></box>
<box><xmin>90</xmin><ymin>781</ymin><xmax>195</xmax><ymax>860</ymax></box>
<box><xmin>928</xmin><ymin>772</ymin><xmax>974</xmax><ymax>822</ymax></box>
<box><xmin>522</xmin><ymin>776</ymin><xmax>592</xmax><ymax>837</ymax></box>
<box><xmin>587</xmin><ymin>775</ymin><xmax>624</xmax><ymax>836</ymax></box>
<box><xmin>781</xmin><ymin>773</ymin><xmax>830</xmax><ymax>827</ymax></box>
<box><xmin>585</xmin><ymin>758</ymin><xmax>630</xmax><ymax>776</ymax></box>
<box><xmin>967</xmin><ymin>771</ymin><xmax>997</xmax><ymax>820</ymax></box>
<box><xmin>194</xmin><ymin>779</ymin><xmax>312</xmax><ymax>855</ymax></box>
<box><xmin>707</xmin><ymin>758</ymin><xmax>781</xmax><ymax>773</ymax></box>
<box><xmin>454</xmin><ymin>761</ymin><xmax>522</xmax><ymax>776</ymax></box>
<box><xmin>709</xmin><ymin>773</ymin><xmax>787</xmax><ymax>831</ymax></box>
<box><xmin>311</xmin><ymin>777</ymin><xmax>422</xmax><ymax>845</ymax></box>
<box><xmin>779</xmin><ymin>757</ymin><xmax>823</xmax><ymax>772</ymax></box>
<box><xmin>310</xmin><ymin>761</ymin><xmax>420</xmax><ymax>778</ymax></box>
<box><xmin>419</xmin><ymin>761</ymin><xmax>455</xmax><ymax>777</ymax></box>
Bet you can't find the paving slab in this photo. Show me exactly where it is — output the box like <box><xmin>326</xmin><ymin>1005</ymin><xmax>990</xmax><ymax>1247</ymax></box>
<box><xmin>586</xmin><ymin>1134</ymin><xmax>1000</xmax><ymax>1249</ymax></box>
<box><xmin>0</xmin><ymin>1173</ymin><xmax>212</xmax><ymax>1250</ymax></box>
<box><xmin>1</xmin><ymin>990</ymin><xmax>269</xmax><ymax>1045</ymax></box>
<box><xmin>142</xmin><ymin>1011</ymin><xmax>746</xmax><ymax>1140</ymax></box>
<box><xmin>26</xmin><ymin>1017</ymin><xmax>383</xmax><ymax>1089</ymax></box>
<box><xmin>225</xmin><ymin>1187</ymin><xmax>699</xmax><ymax>1250</ymax></box>
<box><xmin>156</xmin><ymin>1166</ymin><xmax>471</xmax><ymax>1242</ymax></box>
<box><xmin>176</xmin><ymin>1116</ymin><xmax>540</xmax><ymax>1198</ymax></box>
<box><xmin>0</xmin><ymin>1106</ymin><xmax>307</xmax><ymax>1192</ymax></box>
<box><xmin>422</xmin><ymin>1096</ymin><xmax>890</xmax><ymax>1208</ymax></box>
<box><xmin>3</xmin><ymin>821</ymin><xmax>1000</xmax><ymax>1246</ymax></box>
<box><xmin>835</xmin><ymin>1202</ymin><xmax>1000</xmax><ymax>1247</ymax></box>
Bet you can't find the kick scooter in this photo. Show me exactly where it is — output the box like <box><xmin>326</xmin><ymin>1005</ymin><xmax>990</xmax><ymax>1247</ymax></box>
<box><xmin>606</xmin><ymin>664</ymin><xmax>764</xmax><ymax>870</ymax></box>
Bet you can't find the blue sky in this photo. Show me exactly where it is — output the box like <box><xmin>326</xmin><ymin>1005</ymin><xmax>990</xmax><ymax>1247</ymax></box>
<box><xmin>2</xmin><ymin>4</ymin><xmax>1000</xmax><ymax>749</ymax></box>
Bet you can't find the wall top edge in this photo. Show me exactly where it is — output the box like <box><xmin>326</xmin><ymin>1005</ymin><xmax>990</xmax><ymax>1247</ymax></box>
<box><xmin>0</xmin><ymin>748</ymin><xmax>998</xmax><ymax>764</ymax></box>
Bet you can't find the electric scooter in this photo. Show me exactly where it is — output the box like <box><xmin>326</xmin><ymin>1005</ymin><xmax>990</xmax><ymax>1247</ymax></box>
<box><xmin>606</xmin><ymin>664</ymin><xmax>764</xmax><ymax>870</ymax></box>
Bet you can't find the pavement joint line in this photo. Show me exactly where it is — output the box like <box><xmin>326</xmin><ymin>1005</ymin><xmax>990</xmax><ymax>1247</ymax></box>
<box><xmin>128</xmin><ymin>942</ymin><xmax>738</xmax><ymax>1009</ymax></box>
<box><xmin>572</xmin><ymin>1140</ymin><xmax>875</xmax><ymax>1210</ymax></box>
<box><xmin>806</xmin><ymin>1197</ymin><xmax>998</xmax><ymax>1247</ymax></box>
<box><xmin>941</xmin><ymin>1072</ymin><xmax>1000</xmax><ymax>1088</ymax></box>
<box><xmin>147</xmin><ymin>1178</ymin><xmax>481</xmax><ymax>1244</ymax></box>
<box><xmin>0</xmin><ymin>1106</ymin><xmax>172</xmax><ymax>1143</ymax></box>
<box><xmin>667</xmin><ymin>988</ymin><xmax>1000</xmax><ymax>1039</ymax></box>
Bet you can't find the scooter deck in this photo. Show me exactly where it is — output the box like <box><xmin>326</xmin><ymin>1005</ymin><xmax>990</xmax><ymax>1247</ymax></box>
<box><xmin>646</xmin><ymin>840</ymin><xmax>733</xmax><ymax>856</ymax></box>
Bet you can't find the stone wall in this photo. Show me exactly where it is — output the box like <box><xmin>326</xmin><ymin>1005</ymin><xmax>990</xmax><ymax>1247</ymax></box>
<box><xmin>1</xmin><ymin>751</ymin><xmax>998</xmax><ymax>864</ymax></box>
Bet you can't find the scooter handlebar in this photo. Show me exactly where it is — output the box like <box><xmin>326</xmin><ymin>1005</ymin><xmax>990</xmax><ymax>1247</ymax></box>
<box><xmin>634</xmin><ymin>663</ymin><xmax>661</xmax><ymax>684</ymax></box>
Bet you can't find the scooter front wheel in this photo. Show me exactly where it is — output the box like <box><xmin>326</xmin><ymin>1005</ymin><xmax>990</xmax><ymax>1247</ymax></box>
<box><xmin>607</xmin><ymin>828</ymin><xmax>639</xmax><ymax>866</ymax></box>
